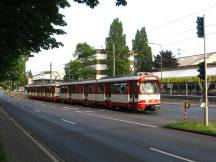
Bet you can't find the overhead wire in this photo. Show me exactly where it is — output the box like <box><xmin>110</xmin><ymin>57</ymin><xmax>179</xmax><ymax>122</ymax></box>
<box><xmin>151</xmin><ymin>3</ymin><xmax>216</xmax><ymax>30</ymax></box>
<box><xmin>151</xmin><ymin>22</ymin><xmax>216</xmax><ymax>41</ymax></box>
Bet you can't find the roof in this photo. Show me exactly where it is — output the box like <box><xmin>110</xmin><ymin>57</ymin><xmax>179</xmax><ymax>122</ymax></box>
<box><xmin>177</xmin><ymin>52</ymin><xmax>216</xmax><ymax>67</ymax></box>
<box><xmin>153</xmin><ymin>67</ymin><xmax>216</xmax><ymax>78</ymax></box>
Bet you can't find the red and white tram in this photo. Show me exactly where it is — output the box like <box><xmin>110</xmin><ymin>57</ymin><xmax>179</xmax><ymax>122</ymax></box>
<box><xmin>26</xmin><ymin>83</ymin><xmax>60</xmax><ymax>102</ymax></box>
<box><xmin>26</xmin><ymin>74</ymin><xmax>160</xmax><ymax>112</ymax></box>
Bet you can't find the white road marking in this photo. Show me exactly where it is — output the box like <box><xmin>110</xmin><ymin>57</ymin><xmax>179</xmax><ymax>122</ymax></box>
<box><xmin>34</xmin><ymin>110</ymin><xmax>40</xmax><ymax>113</ymax></box>
<box><xmin>63</xmin><ymin>108</ymin><xmax>70</xmax><ymax>111</ymax></box>
<box><xmin>78</xmin><ymin>112</ymin><xmax>157</xmax><ymax>128</ymax></box>
<box><xmin>150</xmin><ymin>148</ymin><xmax>196</xmax><ymax>162</ymax></box>
<box><xmin>61</xmin><ymin>119</ymin><xmax>76</xmax><ymax>125</ymax></box>
<box><xmin>63</xmin><ymin>107</ymin><xmax>79</xmax><ymax>110</ymax></box>
<box><xmin>84</xmin><ymin>111</ymin><xmax>95</xmax><ymax>113</ymax></box>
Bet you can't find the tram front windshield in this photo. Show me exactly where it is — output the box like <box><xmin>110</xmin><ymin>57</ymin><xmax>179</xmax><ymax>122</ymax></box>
<box><xmin>140</xmin><ymin>82</ymin><xmax>159</xmax><ymax>94</ymax></box>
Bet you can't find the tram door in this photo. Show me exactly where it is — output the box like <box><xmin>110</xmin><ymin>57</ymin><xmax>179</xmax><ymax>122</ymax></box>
<box><xmin>84</xmin><ymin>84</ymin><xmax>88</xmax><ymax>104</ymax></box>
<box><xmin>105</xmin><ymin>83</ymin><xmax>111</xmax><ymax>107</ymax></box>
<box><xmin>130</xmin><ymin>81</ymin><xmax>138</xmax><ymax>103</ymax></box>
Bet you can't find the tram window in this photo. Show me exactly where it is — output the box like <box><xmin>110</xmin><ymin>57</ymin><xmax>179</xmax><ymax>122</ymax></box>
<box><xmin>46</xmin><ymin>87</ymin><xmax>51</xmax><ymax>93</ymax></box>
<box><xmin>72</xmin><ymin>85</ymin><xmax>76</xmax><ymax>93</ymax></box>
<box><xmin>140</xmin><ymin>82</ymin><xmax>159</xmax><ymax>94</ymax></box>
<box><xmin>88</xmin><ymin>84</ymin><xmax>94</xmax><ymax>94</ymax></box>
<box><xmin>112</xmin><ymin>83</ymin><xmax>120</xmax><ymax>94</ymax></box>
<box><xmin>97</xmin><ymin>84</ymin><xmax>103</xmax><ymax>94</ymax></box>
<box><xmin>119</xmin><ymin>82</ymin><xmax>127</xmax><ymax>94</ymax></box>
<box><xmin>77</xmin><ymin>85</ymin><xmax>83</xmax><ymax>93</ymax></box>
<box><xmin>61</xmin><ymin>86</ymin><xmax>68</xmax><ymax>93</ymax></box>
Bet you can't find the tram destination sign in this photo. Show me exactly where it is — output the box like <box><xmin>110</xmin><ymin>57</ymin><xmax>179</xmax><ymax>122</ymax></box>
<box><xmin>143</xmin><ymin>76</ymin><xmax>157</xmax><ymax>80</ymax></box>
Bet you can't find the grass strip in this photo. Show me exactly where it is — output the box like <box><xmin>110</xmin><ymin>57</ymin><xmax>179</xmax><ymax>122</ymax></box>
<box><xmin>164</xmin><ymin>121</ymin><xmax>216</xmax><ymax>136</ymax></box>
<box><xmin>0</xmin><ymin>143</ymin><xmax>7</xmax><ymax>162</ymax></box>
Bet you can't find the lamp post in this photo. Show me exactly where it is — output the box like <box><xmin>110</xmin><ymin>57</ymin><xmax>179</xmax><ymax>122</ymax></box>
<box><xmin>149</xmin><ymin>43</ymin><xmax>163</xmax><ymax>79</ymax></box>
<box><xmin>113</xmin><ymin>42</ymin><xmax>116</xmax><ymax>76</ymax></box>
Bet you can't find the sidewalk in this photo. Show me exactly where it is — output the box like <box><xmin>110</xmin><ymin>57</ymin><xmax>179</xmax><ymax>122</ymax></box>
<box><xmin>0</xmin><ymin>106</ymin><xmax>59</xmax><ymax>162</ymax></box>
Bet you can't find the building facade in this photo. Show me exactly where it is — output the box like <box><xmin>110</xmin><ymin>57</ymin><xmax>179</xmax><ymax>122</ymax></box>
<box><xmin>89</xmin><ymin>49</ymin><xmax>108</xmax><ymax>79</ymax></box>
<box><xmin>31</xmin><ymin>71</ymin><xmax>64</xmax><ymax>85</ymax></box>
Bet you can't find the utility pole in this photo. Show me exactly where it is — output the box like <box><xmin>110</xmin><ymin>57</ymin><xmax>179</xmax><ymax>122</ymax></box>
<box><xmin>203</xmin><ymin>15</ymin><xmax>208</xmax><ymax>126</ymax></box>
<box><xmin>196</xmin><ymin>15</ymin><xmax>208</xmax><ymax>126</ymax></box>
<box><xmin>113</xmin><ymin>43</ymin><xmax>116</xmax><ymax>76</ymax></box>
<box><xmin>50</xmin><ymin>62</ymin><xmax>52</xmax><ymax>84</ymax></box>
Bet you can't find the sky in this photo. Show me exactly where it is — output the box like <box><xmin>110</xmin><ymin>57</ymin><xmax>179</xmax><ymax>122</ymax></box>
<box><xmin>26</xmin><ymin>0</ymin><xmax>216</xmax><ymax>74</ymax></box>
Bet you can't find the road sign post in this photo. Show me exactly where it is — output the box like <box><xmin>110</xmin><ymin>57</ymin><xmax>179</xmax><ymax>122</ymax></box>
<box><xmin>182</xmin><ymin>100</ymin><xmax>190</xmax><ymax>122</ymax></box>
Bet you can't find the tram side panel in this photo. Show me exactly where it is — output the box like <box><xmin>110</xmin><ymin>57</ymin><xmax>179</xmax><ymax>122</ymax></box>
<box><xmin>95</xmin><ymin>83</ymin><xmax>106</xmax><ymax>106</ymax></box>
<box><xmin>70</xmin><ymin>84</ymin><xmax>84</xmax><ymax>104</ymax></box>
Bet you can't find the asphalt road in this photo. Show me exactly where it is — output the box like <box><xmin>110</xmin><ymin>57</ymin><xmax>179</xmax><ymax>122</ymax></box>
<box><xmin>0</xmin><ymin>92</ymin><xmax>216</xmax><ymax>162</ymax></box>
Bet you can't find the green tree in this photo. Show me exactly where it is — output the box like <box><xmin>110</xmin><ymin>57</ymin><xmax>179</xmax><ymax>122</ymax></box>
<box><xmin>74</xmin><ymin>0</ymin><xmax>127</xmax><ymax>8</ymax></box>
<box><xmin>64</xmin><ymin>60</ymin><xmax>82</xmax><ymax>80</ymax></box>
<box><xmin>105</xmin><ymin>18</ymin><xmax>130</xmax><ymax>76</ymax></box>
<box><xmin>0</xmin><ymin>0</ymin><xmax>70</xmax><ymax>81</ymax></box>
<box><xmin>74</xmin><ymin>43</ymin><xmax>96</xmax><ymax>64</ymax></box>
<box><xmin>0</xmin><ymin>56</ymin><xmax>28</xmax><ymax>90</ymax></box>
<box><xmin>132</xmin><ymin>27</ymin><xmax>152</xmax><ymax>72</ymax></box>
<box><xmin>64</xmin><ymin>42</ymin><xmax>96</xmax><ymax>80</ymax></box>
<box><xmin>153</xmin><ymin>50</ymin><xmax>179</xmax><ymax>71</ymax></box>
<box><xmin>64</xmin><ymin>60</ymin><xmax>96</xmax><ymax>80</ymax></box>
<box><xmin>0</xmin><ymin>0</ymin><xmax>127</xmax><ymax>81</ymax></box>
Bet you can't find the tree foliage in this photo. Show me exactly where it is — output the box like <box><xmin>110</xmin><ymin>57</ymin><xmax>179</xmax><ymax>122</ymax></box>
<box><xmin>64</xmin><ymin>43</ymin><xmax>96</xmax><ymax>80</ymax></box>
<box><xmin>74</xmin><ymin>0</ymin><xmax>127</xmax><ymax>8</ymax></box>
<box><xmin>105</xmin><ymin>18</ymin><xmax>130</xmax><ymax>76</ymax></box>
<box><xmin>0</xmin><ymin>0</ymin><xmax>70</xmax><ymax>81</ymax></box>
<box><xmin>132</xmin><ymin>27</ymin><xmax>152</xmax><ymax>72</ymax></box>
<box><xmin>0</xmin><ymin>0</ymin><xmax>127</xmax><ymax>81</ymax></box>
<box><xmin>153</xmin><ymin>50</ymin><xmax>179</xmax><ymax>71</ymax></box>
<box><xmin>74</xmin><ymin>43</ymin><xmax>96</xmax><ymax>64</ymax></box>
<box><xmin>0</xmin><ymin>56</ymin><xmax>28</xmax><ymax>90</ymax></box>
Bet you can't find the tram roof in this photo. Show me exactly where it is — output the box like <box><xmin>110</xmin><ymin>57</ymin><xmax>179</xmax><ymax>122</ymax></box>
<box><xmin>60</xmin><ymin>74</ymin><xmax>158</xmax><ymax>85</ymax></box>
<box><xmin>26</xmin><ymin>83</ymin><xmax>59</xmax><ymax>87</ymax></box>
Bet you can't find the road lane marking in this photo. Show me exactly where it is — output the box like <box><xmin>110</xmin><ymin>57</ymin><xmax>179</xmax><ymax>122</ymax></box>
<box><xmin>63</xmin><ymin>108</ymin><xmax>70</xmax><ymax>111</ymax></box>
<box><xmin>34</xmin><ymin>109</ymin><xmax>40</xmax><ymax>112</ymax></box>
<box><xmin>150</xmin><ymin>148</ymin><xmax>196</xmax><ymax>162</ymax></box>
<box><xmin>78</xmin><ymin>112</ymin><xmax>157</xmax><ymax>128</ymax></box>
<box><xmin>63</xmin><ymin>107</ymin><xmax>79</xmax><ymax>110</ymax></box>
<box><xmin>84</xmin><ymin>111</ymin><xmax>95</xmax><ymax>113</ymax></box>
<box><xmin>61</xmin><ymin>119</ymin><xmax>76</xmax><ymax>125</ymax></box>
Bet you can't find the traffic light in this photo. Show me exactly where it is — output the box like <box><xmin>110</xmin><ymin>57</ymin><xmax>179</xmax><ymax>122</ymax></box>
<box><xmin>197</xmin><ymin>61</ymin><xmax>205</xmax><ymax>80</ymax></box>
<box><xmin>196</xmin><ymin>17</ymin><xmax>204</xmax><ymax>38</ymax></box>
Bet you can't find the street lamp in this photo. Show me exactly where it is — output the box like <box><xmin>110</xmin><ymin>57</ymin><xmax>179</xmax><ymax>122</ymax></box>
<box><xmin>149</xmin><ymin>43</ymin><xmax>163</xmax><ymax>79</ymax></box>
<box><xmin>113</xmin><ymin>42</ymin><xmax>116</xmax><ymax>76</ymax></box>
